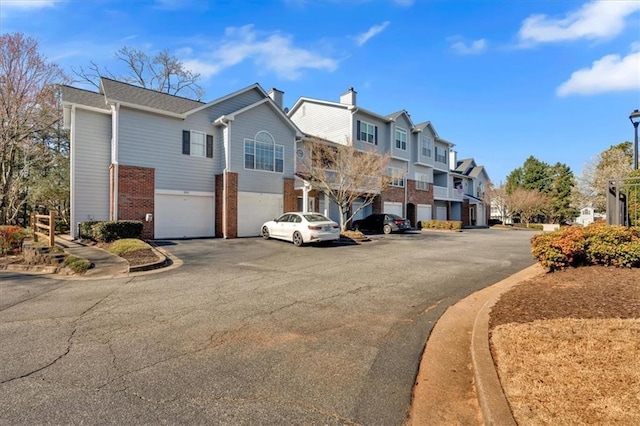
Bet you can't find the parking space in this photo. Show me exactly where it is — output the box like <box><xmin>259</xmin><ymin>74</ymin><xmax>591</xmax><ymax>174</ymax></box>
<box><xmin>0</xmin><ymin>229</ymin><xmax>537</xmax><ymax>424</ymax></box>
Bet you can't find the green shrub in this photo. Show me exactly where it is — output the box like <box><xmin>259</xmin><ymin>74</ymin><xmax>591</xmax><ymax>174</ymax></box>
<box><xmin>63</xmin><ymin>255</ymin><xmax>91</xmax><ymax>274</ymax></box>
<box><xmin>78</xmin><ymin>221</ymin><xmax>100</xmax><ymax>240</ymax></box>
<box><xmin>0</xmin><ymin>226</ymin><xmax>28</xmax><ymax>256</ymax></box>
<box><xmin>531</xmin><ymin>222</ymin><xmax>640</xmax><ymax>271</ymax></box>
<box><xmin>421</xmin><ymin>220</ymin><xmax>462</xmax><ymax>231</ymax></box>
<box><xmin>88</xmin><ymin>220</ymin><xmax>144</xmax><ymax>242</ymax></box>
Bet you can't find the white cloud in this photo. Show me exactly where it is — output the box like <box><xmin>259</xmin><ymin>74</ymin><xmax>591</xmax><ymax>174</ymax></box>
<box><xmin>450</xmin><ymin>38</ymin><xmax>487</xmax><ymax>55</ymax></box>
<box><xmin>185</xmin><ymin>25</ymin><xmax>338</xmax><ymax>80</ymax></box>
<box><xmin>519</xmin><ymin>1</ymin><xmax>640</xmax><ymax>45</ymax></box>
<box><xmin>1</xmin><ymin>0</ymin><xmax>61</xmax><ymax>9</ymax></box>
<box><xmin>557</xmin><ymin>49</ymin><xmax>640</xmax><ymax>96</ymax></box>
<box><xmin>355</xmin><ymin>21</ymin><xmax>390</xmax><ymax>47</ymax></box>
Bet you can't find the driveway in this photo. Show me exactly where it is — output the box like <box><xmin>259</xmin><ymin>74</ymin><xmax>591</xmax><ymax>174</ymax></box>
<box><xmin>0</xmin><ymin>229</ymin><xmax>535</xmax><ymax>425</ymax></box>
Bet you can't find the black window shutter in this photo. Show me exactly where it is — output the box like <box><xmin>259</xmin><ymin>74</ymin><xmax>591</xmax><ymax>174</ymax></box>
<box><xmin>356</xmin><ymin>120</ymin><xmax>361</xmax><ymax>140</ymax></box>
<box><xmin>374</xmin><ymin>126</ymin><xmax>378</xmax><ymax>145</ymax></box>
<box><xmin>182</xmin><ymin>130</ymin><xmax>190</xmax><ymax>155</ymax></box>
<box><xmin>206</xmin><ymin>134</ymin><xmax>213</xmax><ymax>158</ymax></box>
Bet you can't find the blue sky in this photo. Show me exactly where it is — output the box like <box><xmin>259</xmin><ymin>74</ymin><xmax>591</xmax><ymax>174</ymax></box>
<box><xmin>2</xmin><ymin>0</ymin><xmax>639</xmax><ymax>184</ymax></box>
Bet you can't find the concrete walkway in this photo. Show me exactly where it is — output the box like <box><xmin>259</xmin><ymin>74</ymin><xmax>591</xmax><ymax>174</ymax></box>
<box><xmin>408</xmin><ymin>263</ymin><xmax>544</xmax><ymax>425</ymax></box>
<box><xmin>55</xmin><ymin>235</ymin><xmax>129</xmax><ymax>278</ymax></box>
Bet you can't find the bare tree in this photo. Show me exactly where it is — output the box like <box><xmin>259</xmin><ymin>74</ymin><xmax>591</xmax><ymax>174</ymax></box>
<box><xmin>489</xmin><ymin>183</ymin><xmax>513</xmax><ymax>224</ymax></box>
<box><xmin>509</xmin><ymin>188</ymin><xmax>549</xmax><ymax>226</ymax></box>
<box><xmin>578</xmin><ymin>142</ymin><xmax>633</xmax><ymax>212</ymax></box>
<box><xmin>72</xmin><ymin>47</ymin><xmax>204</xmax><ymax>100</ymax></box>
<box><xmin>0</xmin><ymin>32</ymin><xmax>68</xmax><ymax>225</ymax></box>
<box><xmin>298</xmin><ymin>138</ymin><xmax>392</xmax><ymax>231</ymax></box>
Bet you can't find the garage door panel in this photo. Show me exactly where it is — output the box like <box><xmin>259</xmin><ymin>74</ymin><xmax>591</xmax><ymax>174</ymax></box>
<box><xmin>237</xmin><ymin>192</ymin><xmax>283</xmax><ymax>237</ymax></box>
<box><xmin>417</xmin><ymin>204</ymin><xmax>432</xmax><ymax>223</ymax></box>
<box><xmin>383</xmin><ymin>202</ymin><xmax>403</xmax><ymax>217</ymax></box>
<box><xmin>155</xmin><ymin>193</ymin><xmax>214</xmax><ymax>239</ymax></box>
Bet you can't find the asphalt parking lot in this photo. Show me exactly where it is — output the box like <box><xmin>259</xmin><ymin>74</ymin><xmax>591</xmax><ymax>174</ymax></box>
<box><xmin>0</xmin><ymin>229</ymin><xmax>536</xmax><ymax>425</ymax></box>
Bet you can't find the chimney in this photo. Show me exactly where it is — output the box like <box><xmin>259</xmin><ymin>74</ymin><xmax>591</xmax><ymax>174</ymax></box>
<box><xmin>449</xmin><ymin>149</ymin><xmax>458</xmax><ymax>169</ymax></box>
<box><xmin>268</xmin><ymin>88</ymin><xmax>284</xmax><ymax>110</ymax></box>
<box><xmin>339</xmin><ymin>87</ymin><xmax>357</xmax><ymax>106</ymax></box>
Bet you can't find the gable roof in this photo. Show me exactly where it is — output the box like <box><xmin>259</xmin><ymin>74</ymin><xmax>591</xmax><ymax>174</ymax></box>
<box><xmin>454</xmin><ymin>158</ymin><xmax>475</xmax><ymax>174</ymax></box>
<box><xmin>386</xmin><ymin>109</ymin><xmax>414</xmax><ymax>128</ymax></box>
<box><xmin>61</xmin><ymin>85</ymin><xmax>109</xmax><ymax>111</ymax></box>
<box><xmin>100</xmin><ymin>78</ymin><xmax>204</xmax><ymax>115</ymax></box>
<box><xmin>414</xmin><ymin>121</ymin><xmax>439</xmax><ymax>137</ymax></box>
<box><xmin>214</xmin><ymin>97</ymin><xmax>304</xmax><ymax>138</ymax></box>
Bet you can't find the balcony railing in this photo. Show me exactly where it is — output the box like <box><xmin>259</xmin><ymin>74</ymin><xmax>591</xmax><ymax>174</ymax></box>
<box><xmin>433</xmin><ymin>185</ymin><xmax>464</xmax><ymax>201</ymax></box>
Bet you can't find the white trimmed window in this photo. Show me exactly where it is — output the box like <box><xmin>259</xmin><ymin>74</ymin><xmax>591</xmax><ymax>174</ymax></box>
<box><xmin>416</xmin><ymin>173</ymin><xmax>430</xmax><ymax>190</ymax></box>
<box><xmin>435</xmin><ymin>146</ymin><xmax>447</xmax><ymax>164</ymax></box>
<box><xmin>244</xmin><ymin>131</ymin><xmax>284</xmax><ymax>173</ymax></box>
<box><xmin>395</xmin><ymin>128</ymin><xmax>407</xmax><ymax>150</ymax></box>
<box><xmin>357</xmin><ymin>120</ymin><xmax>377</xmax><ymax>144</ymax></box>
<box><xmin>421</xmin><ymin>136</ymin><xmax>432</xmax><ymax>158</ymax></box>
<box><xmin>387</xmin><ymin>167</ymin><xmax>404</xmax><ymax>187</ymax></box>
<box><xmin>182</xmin><ymin>130</ymin><xmax>213</xmax><ymax>158</ymax></box>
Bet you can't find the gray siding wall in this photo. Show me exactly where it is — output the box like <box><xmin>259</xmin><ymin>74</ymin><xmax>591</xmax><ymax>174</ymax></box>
<box><xmin>351</xmin><ymin>112</ymin><xmax>389</xmax><ymax>155</ymax></box>
<box><xmin>290</xmin><ymin>102</ymin><xmax>351</xmax><ymax>145</ymax></box>
<box><xmin>197</xmin><ymin>88</ymin><xmax>265</xmax><ymax>122</ymax></box>
<box><xmin>229</xmin><ymin>104</ymin><xmax>296</xmax><ymax>194</ymax></box>
<box><xmin>118</xmin><ymin>107</ymin><xmax>217</xmax><ymax>192</ymax></box>
<box><xmin>73</xmin><ymin>108</ymin><xmax>111</xmax><ymax>227</ymax></box>
<box><xmin>391</xmin><ymin>115</ymin><xmax>411</xmax><ymax>161</ymax></box>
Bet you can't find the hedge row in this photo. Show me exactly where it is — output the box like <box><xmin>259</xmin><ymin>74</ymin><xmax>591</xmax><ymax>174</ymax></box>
<box><xmin>531</xmin><ymin>222</ymin><xmax>640</xmax><ymax>271</ymax></box>
<box><xmin>79</xmin><ymin>220</ymin><xmax>143</xmax><ymax>242</ymax></box>
<box><xmin>419</xmin><ymin>220</ymin><xmax>462</xmax><ymax>231</ymax></box>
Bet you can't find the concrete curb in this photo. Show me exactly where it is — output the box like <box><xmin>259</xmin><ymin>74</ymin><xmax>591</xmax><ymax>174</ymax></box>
<box><xmin>469</xmin><ymin>264</ymin><xmax>545</xmax><ymax>425</ymax></box>
<box><xmin>128</xmin><ymin>244</ymin><xmax>168</xmax><ymax>273</ymax></box>
<box><xmin>407</xmin><ymin>263</ymin><xmax>545</xmax><ymax>425</ymax></box>
<box><xmin>0</xmin><ymin>263</ymin><xmax>59</xmax><ymax>274</ymax></box>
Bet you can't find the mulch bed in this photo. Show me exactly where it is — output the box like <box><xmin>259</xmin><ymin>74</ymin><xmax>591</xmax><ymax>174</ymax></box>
<box><xmin>490</xmin><ymin>265</ymin><xmax>640</xmax><ymax>328</ymax></box>
<box><xmin>117</xmin><ymin>248</ymin><xmax>159</xmax><ymax>266</ymax></box>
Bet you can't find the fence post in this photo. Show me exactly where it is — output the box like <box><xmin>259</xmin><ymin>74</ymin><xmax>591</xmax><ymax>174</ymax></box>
<box><xmin>49</xmin><ymin>212</ymin><xmax>55</xmax><ymax>247</ymax></box>
<box><xmin>31</xmin><ymin>212</ymin><xmax>38</xmax><ymax>243</ymax></box>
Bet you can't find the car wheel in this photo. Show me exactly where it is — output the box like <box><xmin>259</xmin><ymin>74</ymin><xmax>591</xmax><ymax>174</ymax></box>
<box><xmin>292</xmin><ymin>231</ymin><xmax>303</xmax><ymax>247</ymax></box>
<box><xmin>261</xmin><ymin>226</ymin><xmax>270</xmax><ymax>240</ymax></box>
<box><xmin>383</xmin><ymin>224</ymin><xmax>392</xmax><ymax>234</ymax></box>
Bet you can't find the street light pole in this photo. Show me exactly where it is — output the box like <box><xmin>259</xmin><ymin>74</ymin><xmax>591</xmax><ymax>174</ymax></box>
<box><xmin>630</xmin><ymin>109</ymin><xmax>640</xmax><ymax>170</ymax></box>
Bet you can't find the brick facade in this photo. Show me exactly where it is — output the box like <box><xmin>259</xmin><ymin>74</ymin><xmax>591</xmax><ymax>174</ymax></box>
<box><xmin>215</xmin><ymin>174</ymin><xmax>224</xmax><ymax>238</ymax></box>
<box><xmin>117</xmin><ymin>165</ymin><xmax>155</xmax><ymax>239</ymax></box>
<box><xmin>283</xmin><ymin>178</ymin><xmax>297</xmax><ymax>212</ymax></box>
<box><xmin>223</xmin><ymin>171</ymin><xmax>238</xmax><ymax>239</ymax></box>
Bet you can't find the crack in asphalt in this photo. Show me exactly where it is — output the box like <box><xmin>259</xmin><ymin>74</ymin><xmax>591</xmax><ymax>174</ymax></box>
<box><xmin>0</xmin><ymin>278</ymin><xmax>134</xmax><ymax>385</ymax></box>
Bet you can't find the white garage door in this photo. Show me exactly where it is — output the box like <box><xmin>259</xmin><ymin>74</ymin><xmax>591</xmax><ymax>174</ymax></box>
<box><xmin>237</xmin><ymin>192</ymin><xmax>283</xmax><ymax>237</ymax></box>
<box><xmin>417</xmin><ymin>204</ymin><xmax>432</xmax><ymax>223</ymax></box>
<box><xmin>383</xmin><ymin>201</ymin><xmax>403</xmax><ymax>216</ymax></box>
<box><xmin>155</xmin><ymin>192</ymin><xmax>214</xmax><ymax>239</ymax></box>
<box><xmin>436</xmin><ymin>206</ymin><xmax>447</xmax><ymax>221</ymax></box>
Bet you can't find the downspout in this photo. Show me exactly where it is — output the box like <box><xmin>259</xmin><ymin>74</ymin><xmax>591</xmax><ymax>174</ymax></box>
<box><xmin>69</xmin><ymin>105</ymin><xmax>77</xmax><ymax>238</ymax></box>
<box><xmin>111</xmin><ymin>103</ymin><xmax>120</xmax><ymax>221</ymax></box>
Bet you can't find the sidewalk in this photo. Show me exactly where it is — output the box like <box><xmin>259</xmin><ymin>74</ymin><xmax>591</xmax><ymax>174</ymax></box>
<box><xmin>408</xmin><ymin>264</ymin><xmax>544</xmax><ymax>425</ymax></box>
<box><xmin>55</xmin><ymin>235</ymin><xmax>129</xmax><ymax>278</ymax></box>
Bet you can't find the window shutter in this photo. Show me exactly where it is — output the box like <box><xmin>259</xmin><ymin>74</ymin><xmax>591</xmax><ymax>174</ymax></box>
<box><xmin>356</xmin><ymin>120</ymin><xmax>361</xmax><ymax>141</ymax></box>
<box><xmin>206</xmin><ymin>134</ymin><xmax>213</xmax><ymax>158</ymax></box>
<box><xmin>374</xmin><ymin>126</ymin><xmax>378</xmax><ymax>145</ymax></box>
<box><xmin>182</xmin><ymin>130</ymin><xmax>190</xmax><ymax>155</ymax></box>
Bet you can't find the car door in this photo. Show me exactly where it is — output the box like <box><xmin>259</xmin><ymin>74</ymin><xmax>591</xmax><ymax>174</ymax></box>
<box><xmin>287</xmin><ymin>213</ymin><xmax>303</xmax><ymax>241</ymax></box>
<box><xmin>272</xmin><ymin>214</ymin><xmax>290</xmax><ymax>239</ymax></box>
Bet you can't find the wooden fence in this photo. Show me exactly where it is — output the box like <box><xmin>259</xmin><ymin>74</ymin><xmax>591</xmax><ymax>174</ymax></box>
<box><xmin>31</xmin><ymin>212</ymin><xmax>55</xmax><ymax>247</ymax></box>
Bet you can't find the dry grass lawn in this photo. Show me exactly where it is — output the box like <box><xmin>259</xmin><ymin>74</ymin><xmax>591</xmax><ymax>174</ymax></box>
<box><xmin>489</xmin><ymin>266</ymin><xmax>640</xmax><ymax>425</ymax></box>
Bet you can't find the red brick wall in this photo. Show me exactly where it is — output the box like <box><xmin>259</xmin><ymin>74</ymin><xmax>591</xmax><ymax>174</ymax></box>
<box><xmin>406</xmin><ymin>180</ymin><xmax>434</xmax><ymax>206</ymax></box>
<box><xmin>283</xmin><ymin>178</ymin><xmax>296</xmax><ymax>212</ymax></box>
<box><xmin>224</xmin><ymin>171</ymin><xmax>238</xmax><ymax>238</ymax></box>
<box><xmin>117</xmin><ymin>165</ymin><xmax>155</xmax><ymax>239</ymax></box>
<box><xmin>215</xmin><ymin>174</ymin><xmax>224</xmax><ymax>237</ymax></box>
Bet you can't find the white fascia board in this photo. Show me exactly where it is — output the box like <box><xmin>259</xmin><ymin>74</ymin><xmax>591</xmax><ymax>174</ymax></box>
<box><xmin>225</xmin><ymin>98</ymin><xmax>304</xmax><ymax>138</ymax></box>
<box><xmin>107</xmin><ymin>99</ymin><xmax>186</xmax><ymax>119</ymax></box>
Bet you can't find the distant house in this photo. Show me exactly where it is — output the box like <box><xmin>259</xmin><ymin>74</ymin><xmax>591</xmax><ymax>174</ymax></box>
<box><xmin>575</xmin><ymin>207</ymin><xmax>605</xmax><ymax>226</ymax></box>
<box><xmin>288</xmin><ymin>87</ymin><xmax>491</xmax><ymax>227</ymax></box>
<box><xmin>62</xmin><ymin>78</ymin><xmax>302</xmax><ymax>239</ymax></box>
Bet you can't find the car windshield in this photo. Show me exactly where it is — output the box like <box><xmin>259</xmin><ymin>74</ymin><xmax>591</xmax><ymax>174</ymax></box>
<box><xmin>303</xmin><ymin>214</ymin><xmax>331</xmax><ymax>222</ymax></box>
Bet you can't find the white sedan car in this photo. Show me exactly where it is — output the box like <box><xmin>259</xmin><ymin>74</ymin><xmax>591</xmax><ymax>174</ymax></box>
<box><xmin>261</xmin><ymin>212</ymin><xmax>340</xmax><ymax>247</ymax></box>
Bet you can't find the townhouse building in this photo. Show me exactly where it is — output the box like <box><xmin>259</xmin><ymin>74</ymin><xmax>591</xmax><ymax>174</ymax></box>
<box><xmin>288</xmin><ymin>88</ymin><xmax>490</xmax><ymax>227</ymax></box>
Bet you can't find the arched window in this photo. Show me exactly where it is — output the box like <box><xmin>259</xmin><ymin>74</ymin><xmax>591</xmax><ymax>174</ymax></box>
<box><xmin>244</xmin><ymin>131</ymin><xmax>284</xmax><ymax>173</ymax></box>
